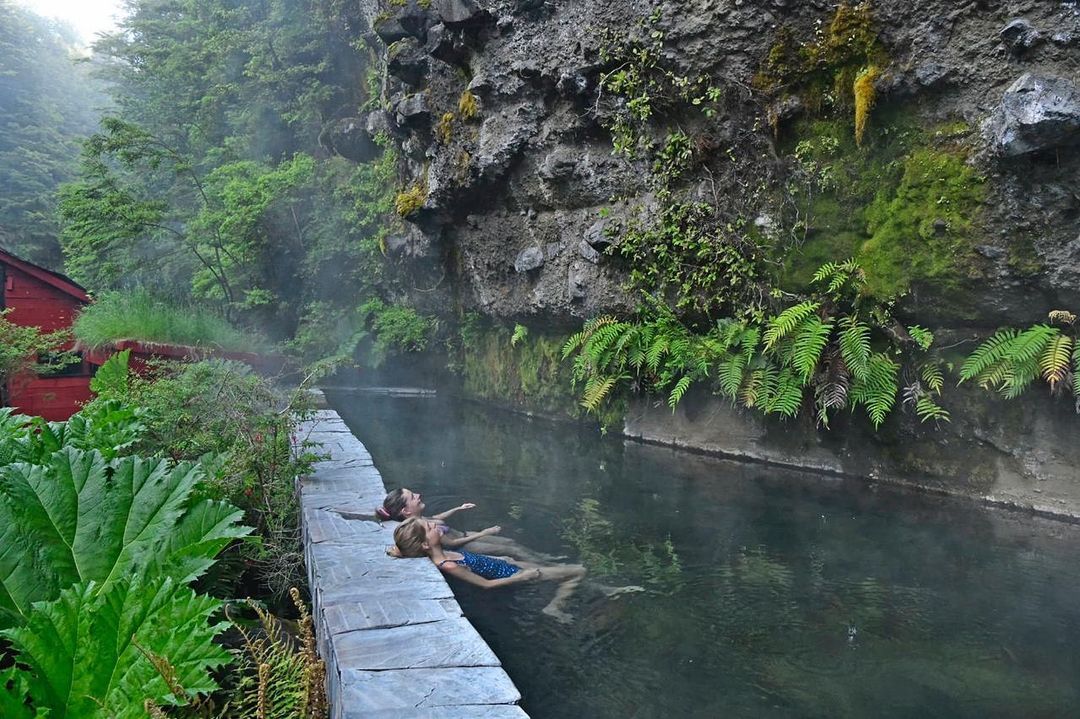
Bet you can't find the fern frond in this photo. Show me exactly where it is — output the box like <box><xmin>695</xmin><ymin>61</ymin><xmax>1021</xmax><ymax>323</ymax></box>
<box><xmin>915</xmin><ymin>396</ymin><xmax>951</xmax><ymax>423</ymax></box>
<box><xmin>763</xmin><ymin>368</ymin><xmax>803</xmax><ymax>417</ymax></box>
<box><xmin>562</xmin><ymin>314</ymin><xmax>619</xmax><ymax>358</ymax></box>
<box><xmin>1008</xmin><ymin>325</ymin><xmax>1059</xmax><ymax>366</ymax></box>
<box><xmin>668</xmin><ymin>376</ymin><xmax>693</xmax><ymax>410</ymax></box>
<box><xmin>581</xmin><ymin>375</ymin><xmax>620</xmax><ymax>411</ymax></box>
<box><xmin>740</xmin><ymin>365</ymin><xmax>775</xmax><ymax>409</ymax></box>
<box><xmin>920</xmin><ymin>361</ymin><xmax>944</xmax><ymax>394</ymax></box>
<box><xmin>718</xmin><ymin>355</ymin><xmax>747</xmax><ymax>399</ymax></box>
<box><xmin>1040</xmin><ymin>334</ymin><xmax>1073</xmax><ymax>390</ymax></box>
<box><xmin>790</xmin><ymin>317</ymin><xmax>833</xmax><ymax>382</ymax></box>
<box><xmin>958</xmin><ymin>329</ymin><xmax>1018</xmax><ymax>383</ymax></box>
<box><xmin>850</xmin><ymin>352</ymin><xmax>898</xmax><ymax>428</ymax></box>
<box><xmin>838</xmin><ymin>317</ymin><xmax>871</xmax><ymax>381</ymax></box>
<box><xmin>646</xmin><ymin>334</ymin><xmax>670</xmax><ymax>371</ymax></box>
<box><xmin>763</xmin><ymin>301</ymin><xmax>819</xmax><ymax>351</ymax></box>
<box><xmin>907</xmin><ymin>324</ymin><xmax>934</xmax><ymax>351</ymax></box>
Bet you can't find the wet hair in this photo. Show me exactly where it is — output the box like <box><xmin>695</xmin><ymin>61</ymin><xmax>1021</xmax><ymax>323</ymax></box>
<box><xmin>377</xmin><ymin>488</ymin><xmax>407</xmax><ymax>521</ymax></box>
<box><xmin>393</xmin><ymin>517</ymin><xmax>429</xmax><ymax>558</ymax></box>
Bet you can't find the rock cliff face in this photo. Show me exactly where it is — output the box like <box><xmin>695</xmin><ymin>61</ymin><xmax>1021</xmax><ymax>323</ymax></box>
<box><xmin>335</xmin><ymin>0</ymin><xmax>1080</xmax><ymax>512</ymax></box>
<box><xmin>348</xmin><ymin>0</ymin><xmax>1079</xmax><ymax>327</ymax></box>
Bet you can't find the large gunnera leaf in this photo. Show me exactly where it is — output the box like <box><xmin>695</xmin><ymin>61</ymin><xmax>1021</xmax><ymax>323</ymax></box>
<box><xmin>0</xmin><ymin>575</ymin><xmax>232</xmax><ymax>718</ymax></box>
<box><xmin>0</xmin><ymin>448</ymin><xmax>250</xmax><ymax>627</ymax></box>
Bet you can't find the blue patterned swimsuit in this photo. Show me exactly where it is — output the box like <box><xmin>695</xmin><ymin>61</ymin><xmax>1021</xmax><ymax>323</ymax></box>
<box><xmin>439</xmin><ymin>550</ymin><xmax>520</xmax><ymax>580</ymax></box>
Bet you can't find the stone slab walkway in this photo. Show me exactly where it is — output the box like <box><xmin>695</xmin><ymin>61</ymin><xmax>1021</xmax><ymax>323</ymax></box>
<box><xmin>300</xmin><ymin>409</ymin><xmax>529</xmax><ymax>719</ymax></box>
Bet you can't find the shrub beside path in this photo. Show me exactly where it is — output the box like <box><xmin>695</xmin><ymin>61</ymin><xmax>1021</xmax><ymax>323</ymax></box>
<box><xmin>299</xmin><ymin>409</ymin><xmax>529</xmax><ymax>718</ymax></box>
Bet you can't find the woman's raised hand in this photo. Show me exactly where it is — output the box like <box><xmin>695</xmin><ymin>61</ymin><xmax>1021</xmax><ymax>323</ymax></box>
<box><xmin>459</xmin><ymin>502</ymin><xmax>476</xmax><ymax>510</ymax></box>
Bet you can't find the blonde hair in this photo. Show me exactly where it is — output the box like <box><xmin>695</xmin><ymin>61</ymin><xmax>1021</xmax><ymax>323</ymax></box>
<box><xmin>393</xmin><ymin>517</ymin><xmax>429</xmax><ymax>558</ymax></box>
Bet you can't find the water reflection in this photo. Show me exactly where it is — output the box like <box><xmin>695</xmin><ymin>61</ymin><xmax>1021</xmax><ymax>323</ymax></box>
<box><xmin>332</xmin><ymin>392</ymin><xmax>1080</xmax><ymax>718</ymax></box>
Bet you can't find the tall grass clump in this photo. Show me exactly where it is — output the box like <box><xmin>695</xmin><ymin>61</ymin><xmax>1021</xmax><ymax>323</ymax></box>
<box><xmin>74</xmin><ymin>289</ymin><xmax>270</xmax><ymax>352</ymax></box>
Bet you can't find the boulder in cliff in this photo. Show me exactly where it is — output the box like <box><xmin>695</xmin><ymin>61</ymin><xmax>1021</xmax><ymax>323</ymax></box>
<box><xmin>514</xmin><ymin>246</ymin><xmax>545</xmax><ymax>272</ymax></box>
<box><xmin>984</xmin><ymin>74</ymin><xmax>1080</xmax><ymax>157</ymax></box>
<box><xmin>322</xmin><ymin>117</ymin><xmax>381</xmax><ymax>163</ymax></box>
<box><xmin>434</xmin><ymin>0</ymin><xmax>490</xmax><ymax>28</ymax></box>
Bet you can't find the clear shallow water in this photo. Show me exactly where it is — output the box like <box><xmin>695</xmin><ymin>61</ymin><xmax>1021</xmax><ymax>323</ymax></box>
<box><xmin>331</xmin><ymin>392</ymin><xmax>1080</xmax><ymax>719</ymax></box>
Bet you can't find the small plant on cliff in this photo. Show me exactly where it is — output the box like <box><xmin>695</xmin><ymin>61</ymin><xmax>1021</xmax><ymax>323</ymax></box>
<box><xmin>959</xmin><ymin>311</ymin><xmax>1080</xmax><ymax>407</ymax></box>
<box><xmin>458</xmin><ymin>90</ymin><xmax>478</xmax><ymax>120</ymax></box>
<box><xmin>394</xmin><ymin>182</ymin><xmax>426</xmax><ymax>217</ymax></box>
<box><xmin>436</xmin><ymin>111</ymin><xmax>455</xmax><ymax>143</ymax></box>
<box><xmin>853</xmin><ymin>65</ymin><xmax>879</xmax><ymax>147</ymax></box>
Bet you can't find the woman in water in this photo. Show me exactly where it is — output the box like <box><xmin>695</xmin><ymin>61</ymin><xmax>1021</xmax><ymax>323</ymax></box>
<box><xmin>394</xmin><ymin>516</ymin><xmax>586</xmax><ymax>622</ymax></box>
<box><xmin>377</xmin><ymin>487</ymin><xmax>560</xmax><ymax>562</ymax></box>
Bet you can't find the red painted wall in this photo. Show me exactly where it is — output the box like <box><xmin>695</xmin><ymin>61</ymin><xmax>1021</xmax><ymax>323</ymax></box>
<box><xmin>3</xmin><ymin>263</ymin><xmax>94</xmax><ymax>421</ymax></box>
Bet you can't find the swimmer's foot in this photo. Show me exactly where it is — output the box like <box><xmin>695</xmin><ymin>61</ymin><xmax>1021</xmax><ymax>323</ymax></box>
<box><xmin>541</xmin><ymin>605</ymin><xmax>574</xmax><ymax>624</ymax></box>
<box><xmin>602</xmin><ymin>584</ymin><xmax>645</xmax><ymax>598</ymax></box>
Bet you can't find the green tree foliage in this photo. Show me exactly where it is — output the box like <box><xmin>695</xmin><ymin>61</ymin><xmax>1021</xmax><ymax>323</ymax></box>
<box><xmin>0</xmin><ymin>2</ymin><xmax>105</xmax><ymax>268</ymax></box>
<box><xmin>58</xmin><ymin>0</ymin><xmax>393</xmax><ymax>345</ymax></box>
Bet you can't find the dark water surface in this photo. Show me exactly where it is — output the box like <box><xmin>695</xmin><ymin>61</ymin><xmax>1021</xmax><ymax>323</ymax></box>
<box><xmin>330</xmin><ymin>391</ymin><xmax>1080</xmax><ymax>719</ymax></box>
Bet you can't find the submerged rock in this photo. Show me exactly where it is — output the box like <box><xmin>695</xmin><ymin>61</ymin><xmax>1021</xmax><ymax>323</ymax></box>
<box><xmin>984</xmin><ymin>74</ymin><xmax>1080</xmax><ymax>156</ymax></box>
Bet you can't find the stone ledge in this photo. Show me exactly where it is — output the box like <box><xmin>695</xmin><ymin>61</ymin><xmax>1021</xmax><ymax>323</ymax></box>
<box><xmin>299</xmin><ymin>411</ymin><xmax>529</xmax><ymax>718</ymax></box>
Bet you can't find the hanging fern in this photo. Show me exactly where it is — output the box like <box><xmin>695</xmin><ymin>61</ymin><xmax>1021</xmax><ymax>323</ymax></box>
<box><xmin>789</xmin><ymin>316</ymin><xmax>833</xmax><ymax>382</ymax></box>
<box><xmin>838</xmin><ymin>316</ymin><xmax>871</xmax><ymax>381</ymax></box>
<box><xmin>763</xmin><ymin>301</ymin><xmax>819</xmax><ymax>351</ymax></box>
<box><xmin>907</xmin><ymin>325</ymin><xmax>934</xmax><ymax>351</ymax></box>
<box><xmin>850</xmin><ymin>352</ymin><xmax>898</xmax><ymax>428</ymax></box>
<box><xmin>1039</xmin><ymin>334</ymin><xmax>1073</xmax><ymax>391</ymax></box>
<box><xmin>811</xmin><ymin>258</ymin><xmax>862</xmax><ymax>297</ymax></box>
<box><xmin>958</xmin><ymin>329</ymin><xmax>1020</xmax><ymax>385</ymax></box>
<box><xmin>668</xmin><ymin>376</ymin><xmax>693</xmax><ymax>410</ymax></box>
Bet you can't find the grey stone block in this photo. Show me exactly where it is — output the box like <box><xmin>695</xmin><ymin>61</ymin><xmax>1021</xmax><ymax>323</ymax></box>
<box><xmin>322</xmin><ymin>594</ymin><xmax>461</xmax><ymax>633</ymax></box>
<box><xmin>333</xmin><ymin>617</ymin><xmax>502</xmax><ymax>670</ymax></box>
<box><xmin>355</xmin><ymin>704</ymin><xmax>529</xmax><ymax>718</ymax></box>
<box><xmin>339</xmin><ymin>667</ymin><xmax>521</xmax><ymax>711</ymax></box>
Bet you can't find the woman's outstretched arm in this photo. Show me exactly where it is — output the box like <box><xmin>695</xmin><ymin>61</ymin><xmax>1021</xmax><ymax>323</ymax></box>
<box><xmin>441</xmin><ymin>525</ymin><xmax>501</xmax><ymax>548</ymax></box>
<box><xmin>431</xmin><ymin>502</ymin><xmax>476</xmax><ymax>521</ymax></box>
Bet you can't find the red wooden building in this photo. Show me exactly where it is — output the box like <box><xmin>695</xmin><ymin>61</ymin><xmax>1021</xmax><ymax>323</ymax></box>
<box><xmin>1</xmin><ymin>249</ymin><xmax>98</xmax><ymax>421</ymax></box>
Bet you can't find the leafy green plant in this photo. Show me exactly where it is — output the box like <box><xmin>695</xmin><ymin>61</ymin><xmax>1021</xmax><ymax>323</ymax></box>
<box><xmin>84</xmin><ymin>358</ymin><xmax>319</xmax><ymax>600</ymax></box>
<box><xmin>0</xmin><ymin>308</ymin><xmax>76</xmax><ymax>387</ymax></box>
<box><xmin>0</xmin><ymin>448</ymin><xmax>249</xmax><ymax>629</ymax></box>
<box><xmin>0</xmin><ymin>575</ymin><xmax>232</xmax><ymax>718</ymax></box>
<box><xmin>959</xmin><ymin>311</ymin><xmax>1080</xmax><ymax>404</ymax></box>
<box><xmin>510</xmin><ymin>324</ymin><xmax>529</xmax><ymax>347</ymax></box>
<box><xmin>564</xmin><ymin>261</ymin><xmax>946</xmax><ymax>429</ymax></box>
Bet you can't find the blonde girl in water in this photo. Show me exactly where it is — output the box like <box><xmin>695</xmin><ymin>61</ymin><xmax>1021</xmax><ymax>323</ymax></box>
<box><xmin>394</xmin><ymin>516</ymin><xmax>586</xmax><ymax>622</ymax></box>
<box><xmin>377</xmin><ymin>487</ymin><xmax>561</xmax><ymax>563</ymax></box>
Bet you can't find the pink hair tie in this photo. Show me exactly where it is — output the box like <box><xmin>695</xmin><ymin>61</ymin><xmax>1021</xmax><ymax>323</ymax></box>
<box><xmin>376</xmin><ymin>507</ymin><xmax>391</xmax><ymax>519</ymax></box>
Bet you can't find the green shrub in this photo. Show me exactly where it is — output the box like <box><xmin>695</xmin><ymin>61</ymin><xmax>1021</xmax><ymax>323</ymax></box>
<box><xmin>73</xmin><ymin>288</ymin><xmax>269</xmax><ymax>352</ymax></box>
<box><xmin>84</xmin><ymin>355</ymin><xmax>320</xmax><ymax>600</ymax></box>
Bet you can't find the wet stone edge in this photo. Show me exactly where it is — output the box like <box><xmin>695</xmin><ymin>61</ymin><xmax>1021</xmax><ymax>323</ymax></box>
<box><xmin>299</xmin><ymin>409</ymin><xmax>530</xmax><ymax>719</ymax></box>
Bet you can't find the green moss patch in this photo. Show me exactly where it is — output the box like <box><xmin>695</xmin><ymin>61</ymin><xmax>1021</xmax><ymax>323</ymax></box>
<box><xmin>859</xmin><ymin>148</ymin><xmax>985</xmax><ymax>296</ymax></box>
